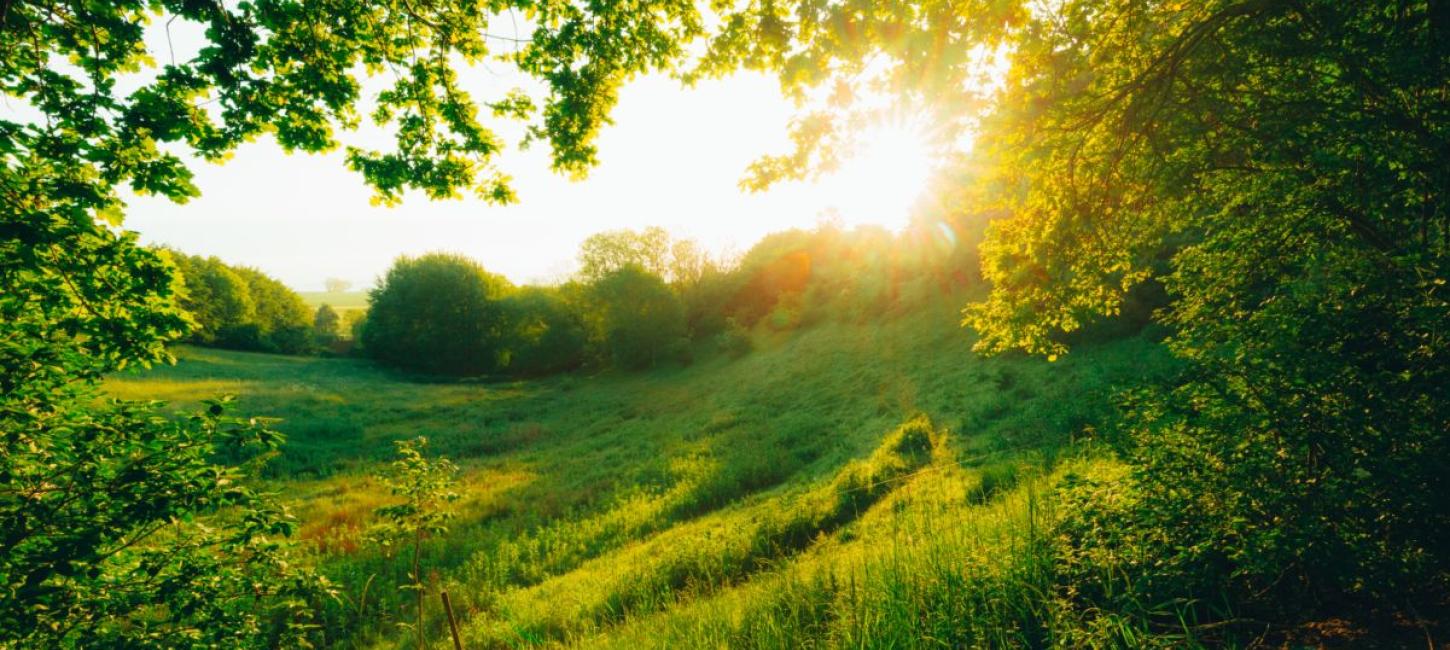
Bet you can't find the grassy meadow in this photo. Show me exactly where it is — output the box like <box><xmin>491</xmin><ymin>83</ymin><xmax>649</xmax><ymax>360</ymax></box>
<box><xmin>106</xmin><ymin>295</ymin><xmax>1175</xmax><ymax>648</ymax></box>
<box><xmin>300</xmin><ymin>291</ymin><xmax>371</xmax><ymax>311</ymax></box>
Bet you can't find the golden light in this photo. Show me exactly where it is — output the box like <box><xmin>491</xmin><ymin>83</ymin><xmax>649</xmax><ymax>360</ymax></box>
<box><xmin>813</xmin><ymin>118</ymin><xmax>937</xmax><ymax>231</ymax></box>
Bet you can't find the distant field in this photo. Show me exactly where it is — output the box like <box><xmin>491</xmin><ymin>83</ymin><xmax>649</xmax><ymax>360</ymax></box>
<box><xmin>298</xmin><ymin>290</ymin><xmax>369</xmax><ymax>311</ymax></box>
<box><xmin>105</xmin><ymin>297</ymin><xmax>1174</xmax><ymax>648</ymax></box>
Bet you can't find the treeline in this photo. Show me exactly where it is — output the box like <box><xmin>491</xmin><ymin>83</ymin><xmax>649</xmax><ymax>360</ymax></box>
<box><xmin>167</xmin><ymin>252</ymin><xmax>341</xmax><ymax>355</ymax></box>
<box><xmin>359</xmin><ymin>216</ymin><xmax>987</xmax><ymax>377</ymax></box>
<box><xmin>161</xmin><ymin>209</ymin><xmax>994</xmax><ymax>373</ymax></box>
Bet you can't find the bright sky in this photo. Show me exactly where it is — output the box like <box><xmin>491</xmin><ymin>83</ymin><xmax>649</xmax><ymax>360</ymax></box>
<box><xmin>4</xmin><ymin>17</ymin><xmax>944</xmax><ymax>292</ymax></box>
<box><xmin>119</xmin><ymin>69</ymin><xmax>936</xmax><ymax>291</ymax></box>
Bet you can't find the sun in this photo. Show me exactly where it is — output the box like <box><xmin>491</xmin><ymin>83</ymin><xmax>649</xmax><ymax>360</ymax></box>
<box><xmin>813</xmin><ymin>119</ymin><xmax>937</xmax><ymax>230</ymax></box>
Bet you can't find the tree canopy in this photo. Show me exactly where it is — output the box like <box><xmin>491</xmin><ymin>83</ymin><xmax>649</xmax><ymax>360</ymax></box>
<box><xmin>362</xmin><ymin>253</ymin><xmax>514</xmax><ymax>376</ymax></box>
<box><xmin>590</xmin><ymin>265</ymin><xmax>688</xmax><ymax>370</ymax></box>
<box><xmin>168</xmin><ymin>252</ymin><xmax>314</xmax><ymax>353</ymax></box>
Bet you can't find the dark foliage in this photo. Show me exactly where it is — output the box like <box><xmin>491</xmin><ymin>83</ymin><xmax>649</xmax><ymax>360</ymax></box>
<box><xmin>362</xmin><ymin>253</ymin><xmax>513</xmax><ymax>376</ymax></box>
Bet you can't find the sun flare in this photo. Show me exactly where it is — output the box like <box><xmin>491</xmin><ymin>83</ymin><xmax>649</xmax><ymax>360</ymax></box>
<box><xmin>814</xmin><ymin>120</ymin><xmax>937</xmax><ymax>231</ymax></box>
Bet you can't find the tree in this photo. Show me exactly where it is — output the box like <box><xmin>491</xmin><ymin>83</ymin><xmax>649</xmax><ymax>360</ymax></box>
<box><xmin>590</xmin><ymin>265</ymin><xmax>687</xmax><ymax>369</ymax></box>
<box><xmin>232</xmin><ymin>266</ymin><xmax>314</xmax><ymax>354</ymax></box>
<box><xmin>930</xmin><ymin>0</ymin><xmax>1447</xmax><ymax>634</ymax></box>
<box><xmin>501</xmin><ymin>286</ymin><xmax>589</xmax><ymax>376</ymax></box>
<box><xmin>168</xmin><ymin>253</ymin><xmax>314</xmax><ymax>354</ymax></box>
<box><xmin>577</xmin><ymin>227</ymin><xmax>673</xmax><ymax>281</ymax></box>
<box><xmin>313</xmin><ymin>304</ymin><xmax>342</xmax><ymax>346</ymax></box>
<box><xmin>667</xmin><ymin>238</ymin><xmax>708</xmax><ymax>288</ymax></box>
<box><xmin>362</xmin><ymin>253</ymin><xmax>514</xmax><ymax>375</ymax></box>
<box><xmin>171</xmin><ymin>254</ymin><xmax>256</xmax><ymax>344</ymax></box>
<box><xmin>324</xmin><ymin>278</ymin><xmax>354</xmax><ymax>294</ymax></box>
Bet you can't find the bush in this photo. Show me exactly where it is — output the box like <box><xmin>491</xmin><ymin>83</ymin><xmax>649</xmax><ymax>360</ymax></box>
<box><xmin>362</xmin><ymin>253</ymin><xmax>514</xmax><ymax>376</ymax></box>
<box><xmin>271</xmin><ymin>324</ymin><xmax>314</xmax><ymax>355</ymax></box>
<box><xmin>591</xmin><ymin>265</ymin><xmax>686</xmax><ymax>370</ymax></box>
<box><xmin>971</xmin><ymin>461</ymin><xmax>1018</xmax><ymax>504</ymax></box>
<box><xmin>501</xmin><ymin>286</ymin><xmax>588</xmax><ymax>375</ymax></box>
<box><xmin>885</xmin><ymin>415</ymin><xmax>934</xmax><ymax>458</ymax></box>
<box><xmin>216</xmin><ymin>322</ymin><xmax>265</xmax><ymax>350</ymax></box>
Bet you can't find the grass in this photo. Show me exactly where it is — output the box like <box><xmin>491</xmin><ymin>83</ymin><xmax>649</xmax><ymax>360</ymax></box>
<box><xmin>300</xmin><ymin>290</ymin><xmax>371</xmax><ymax>310</ymax></box>
<box><xmin>300</xmin><ymin>290</ymin><xmax>369</xmax><ymax>333</ymax></box>
<box><xmin>105</xmin><ymin>293</ymin><xmax>1174</xmax><ymax>648</ymax></box>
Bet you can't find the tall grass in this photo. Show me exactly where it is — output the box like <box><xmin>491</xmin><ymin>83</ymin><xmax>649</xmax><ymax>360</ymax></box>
<box><xmin>104</xmin><ymin>295</ymin><xmax>1177</xmax><ymax>648</ymax></box>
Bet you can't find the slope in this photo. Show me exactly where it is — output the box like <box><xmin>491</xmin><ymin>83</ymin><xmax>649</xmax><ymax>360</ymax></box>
<box><xmin>105</xmin><ymin>294</ymin><xmax>1172</xmax><ymax>647</ymax></box>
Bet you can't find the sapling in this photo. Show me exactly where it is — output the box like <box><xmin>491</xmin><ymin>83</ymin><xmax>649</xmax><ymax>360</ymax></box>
<box><xmin>369</xmin><ymin>437</ymin><xmax>460</xmax><ymax>649</ymax></box>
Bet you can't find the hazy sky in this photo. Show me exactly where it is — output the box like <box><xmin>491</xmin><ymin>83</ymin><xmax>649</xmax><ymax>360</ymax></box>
<box><xmin>5</xmin><ymin>17</ymin><xmax>941</xmax><ymax>292</ymax></box>
<box><xmin>117</xmin><ymin>68</ymin><xmax>936</xmax><ymax>291</ymax></box>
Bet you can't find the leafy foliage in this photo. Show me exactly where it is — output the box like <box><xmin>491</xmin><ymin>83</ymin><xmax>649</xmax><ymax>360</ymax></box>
<box><xmin>368</xmin><ymin>436</ymin><xmax>459</xmax><ymax>648</ymax></box>
<box><xmin>590</xmin><ymin>265</ymin><xmax>688</xmax><ymax>370</ymax></box>
<box><xmin>361</xmin><ymin>253</ymin><xmax>513</xmax><ymax>376</ymax></box>
<box><xmin>954</xmin><ymin>0</ymin><xmax>1450</xmax><ymax>633</ymax></box>
<box><xmin>0</xmin><ymin>392</ymin><xmax>333</xmax><ymax>648</ymax></box>
<box><xmin>169</xmin><ymin>252</ymin><xmax>314</xmax><ymax>354</ymax></box>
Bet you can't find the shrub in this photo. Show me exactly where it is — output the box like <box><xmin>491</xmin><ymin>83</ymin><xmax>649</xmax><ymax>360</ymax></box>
<box><xmin>885</xmin><ymin>415</ymin><xmax>935</xmax><ymax>458</ymax></box>
<box><xmin>270</xmin><ymin>323</ymin><xmax>314</xmax><ymax>355</ymax></box>
<box><xmin>971</xmin><ymin>461</ymin><xmax>1019</xmax><ymax>504</ymax></box>
<box><xmin>216</xmin><ymin>322</ymin><xmax>265</xmax><ymax>350</ymax></box>
<box><xmin>362</xmin><ymin>253</ymin><xmax>513</xmax><ymax>376</ymax></box>
<box><xmin>590</xmin><ymin>265</ymin><xmax>686</xmax><ymax>370</ymax></box>
<box><xmin>501</xmin><ymin>286</ymin><xmax>588</xmax><ymax>376</ymax></box>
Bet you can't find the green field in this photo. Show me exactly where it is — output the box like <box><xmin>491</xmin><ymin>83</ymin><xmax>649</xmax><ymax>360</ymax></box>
<box><xmin>106</xmin><ymin>297</ymin><xmax>1172</xmax><ymax>648</ymax></box>
<box><xmin>300</xmin><ymin>291</ymin><xmax>371</xmax><ymax>310</ymax></box>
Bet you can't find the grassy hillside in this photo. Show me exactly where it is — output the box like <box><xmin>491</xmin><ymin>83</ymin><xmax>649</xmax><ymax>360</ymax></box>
<box><xmin>106</xmin><ymin>296</ymin><xmax>1174</xmax><ymax>648</ymax></box>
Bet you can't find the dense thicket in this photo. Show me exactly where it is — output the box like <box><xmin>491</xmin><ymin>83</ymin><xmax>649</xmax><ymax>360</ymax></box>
<box><xmin>168</xmin><ymin>252</ymin><xmax>314</xmax><ymax>354</ymax></box>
